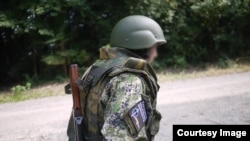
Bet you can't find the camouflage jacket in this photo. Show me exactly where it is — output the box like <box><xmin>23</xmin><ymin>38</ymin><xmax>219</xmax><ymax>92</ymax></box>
<box><xmin>97</xmin><ymin>47</ymin><xmax>161</xmax><ymax>141</ymax></box>
<box><xmin>67</xmin><ymin>47</ymin><xmax>161</xmax><ymax>141</ymax></box>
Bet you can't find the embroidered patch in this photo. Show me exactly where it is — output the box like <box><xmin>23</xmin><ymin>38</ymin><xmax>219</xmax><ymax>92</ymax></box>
<box><xmin>128</xmin><ymin>101</ymin><xmax>147</xmax><ymax>132</ymax></box>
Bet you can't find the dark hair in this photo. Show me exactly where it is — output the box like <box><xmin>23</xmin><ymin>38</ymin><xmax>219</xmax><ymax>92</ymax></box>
<box><xmin>128</xmin><ymin>49</ymin><xmax>149</xmax><ymax>59</ymax></box>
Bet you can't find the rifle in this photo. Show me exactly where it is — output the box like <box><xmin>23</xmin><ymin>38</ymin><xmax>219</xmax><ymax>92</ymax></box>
<box><xmin>69</xmin><ymin>64</ymin><xmax>85</xmax><ymax>141</ymax></box>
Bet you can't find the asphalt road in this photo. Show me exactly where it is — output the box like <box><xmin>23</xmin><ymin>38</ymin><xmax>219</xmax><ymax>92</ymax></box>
<box><xmin>0</xmin><ymin>72</ymin><xmax>249</xmax><ymax>141</ymax></box>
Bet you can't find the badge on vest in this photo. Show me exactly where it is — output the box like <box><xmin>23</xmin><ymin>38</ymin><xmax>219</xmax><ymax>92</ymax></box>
<box><xmin>128</xmin><ymin>101</ymin><xmax>147</xmax><ymax>132</ymax></box>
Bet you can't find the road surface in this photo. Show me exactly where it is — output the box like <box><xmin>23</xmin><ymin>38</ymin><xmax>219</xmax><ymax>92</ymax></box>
<box><xmin>0</xmin><ymin>72</ymin><xmax>249</xmax><ymax>141</ymax></box>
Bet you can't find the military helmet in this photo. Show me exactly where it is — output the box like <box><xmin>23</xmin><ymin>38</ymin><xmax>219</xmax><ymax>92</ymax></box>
<box><xmin>110</xmin><ymin>15</ymin><xmax>166</xmax><ymax>50</ymax></box>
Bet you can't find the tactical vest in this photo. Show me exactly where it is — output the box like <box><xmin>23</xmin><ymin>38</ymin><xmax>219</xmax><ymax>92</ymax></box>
<box><xmin>72</xmin><ymin>48</ymin><xmax>161</xmax><ymax>141</ymax></box>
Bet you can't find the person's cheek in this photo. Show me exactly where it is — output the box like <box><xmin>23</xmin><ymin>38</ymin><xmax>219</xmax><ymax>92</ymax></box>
<box><xmin>154</xmin><ymin>48</ymin><xmax>158</xmax><ymax>58</ymax></box>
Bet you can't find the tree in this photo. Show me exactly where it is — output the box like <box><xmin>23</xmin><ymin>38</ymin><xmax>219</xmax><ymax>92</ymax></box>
<box><xmin>0</xmin><ymin>0</ymin><xmax>249</xmax><ymax>87</ymax></box>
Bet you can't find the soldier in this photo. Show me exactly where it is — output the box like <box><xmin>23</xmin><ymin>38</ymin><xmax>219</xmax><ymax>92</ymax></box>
<box><xmin>67</xmin><ymin>15</ymin><xmax>166</xmax><ymax>141</ymax></box>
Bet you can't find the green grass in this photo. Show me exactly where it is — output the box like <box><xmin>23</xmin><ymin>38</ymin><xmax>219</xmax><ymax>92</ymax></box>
<box><xmin>0</xmin><ymin>63</ymin><xmax>250</xmax><ymax>104</ymax></box>
<box><xmin>0</xmin><ymin>83</ymin><xmax>66</xmax><ymax>104</ymax></box>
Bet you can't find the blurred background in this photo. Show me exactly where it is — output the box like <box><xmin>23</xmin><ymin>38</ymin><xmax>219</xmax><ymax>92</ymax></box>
<box><xmin>0</xmin><ymin>1</ymin><xmax>250</xmax><ymax>141</ymax></box>
<box><xmin>0</xmin><ymin>0</ymin><xmax>250</xmax><ymax>89</ymax></box>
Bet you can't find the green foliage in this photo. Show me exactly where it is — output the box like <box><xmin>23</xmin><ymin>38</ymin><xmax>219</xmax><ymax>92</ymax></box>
<box><xmin>0</xmin><ymin>0</ymin><xmax>250</xmax><ymax>87</ymax></box>
<box><xmin>165</xmin><ymin>55</ymin><xmax>187</xmax><ymax>69</ymax></box>
<box><xmin>11</xmin><ymin>82</ymin><xmax>32</xmax><ymax>95</ymax></box>
<box><xmin>54</xmin><ymin>75</ymin><xmax>67</xmax><ymax>83</ymax></box>
<box><xmin>42</xmin><ymin>55</ymin><xmax>65</xmax><ymax>65</ymax></box>
<box><xmin>152</xmin><ymin>0</ymin><xmax>250</xmax><ymax>68</ymax></box>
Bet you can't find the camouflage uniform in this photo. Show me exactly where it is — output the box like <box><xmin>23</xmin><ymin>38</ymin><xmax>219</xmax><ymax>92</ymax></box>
<box><xmin>97</xmin><ymin>48</ymin><xmax>161</xmax><ymax>141</ymax></box>
<box><xmin>100</xmin><ymin>73</ymin><xmax>148</xmax><ymax>140</ymax></box>
<box><xmin>67</xmin><ymin>47</ymin><xmax>161</xmax><ymax>141</ymax></box>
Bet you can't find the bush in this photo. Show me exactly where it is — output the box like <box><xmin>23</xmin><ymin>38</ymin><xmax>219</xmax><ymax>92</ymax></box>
<box><xmin>1</xmin><ymin>0</ymin><xmax>250</xmax><ymax>87</ymax></box>
<box><xmin>11</xmin><ymin>82</ymin><xmax>32</xmax><ymax>95</ymax></box>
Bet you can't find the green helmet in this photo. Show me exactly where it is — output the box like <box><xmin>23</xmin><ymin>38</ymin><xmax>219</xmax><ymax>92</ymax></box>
<box><xmin>110</xmin><ymin>15</ymin><xmax>166</xmax><ymax>50</ymax></box>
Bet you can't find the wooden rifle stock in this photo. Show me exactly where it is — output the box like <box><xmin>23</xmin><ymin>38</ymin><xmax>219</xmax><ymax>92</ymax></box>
<box><xmin>69</xmin><ymin>64</ymin><xmax>85</xmax><ymax>141</ymax></box>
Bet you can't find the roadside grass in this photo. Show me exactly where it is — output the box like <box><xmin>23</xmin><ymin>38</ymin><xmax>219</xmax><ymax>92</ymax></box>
<box><xmin>0</xmin><ymin>63</ymin><xmax>250</xmax><ymax>104</ymax></box>
<box><xmin>157</xmin><ymin>63</ymin><xmax>250</xmax><ymax>82</ymax></box>
<box><xmin>0</xmin><ymin>83</ymin><xmax>66</xmax><ymax>104</ymax></box>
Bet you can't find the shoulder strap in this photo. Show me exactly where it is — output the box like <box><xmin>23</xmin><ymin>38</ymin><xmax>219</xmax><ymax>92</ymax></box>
<box><xmin>76</xmin><ymin>65</ymin><xmax>116</xmax><ymax>91</ymax></box>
